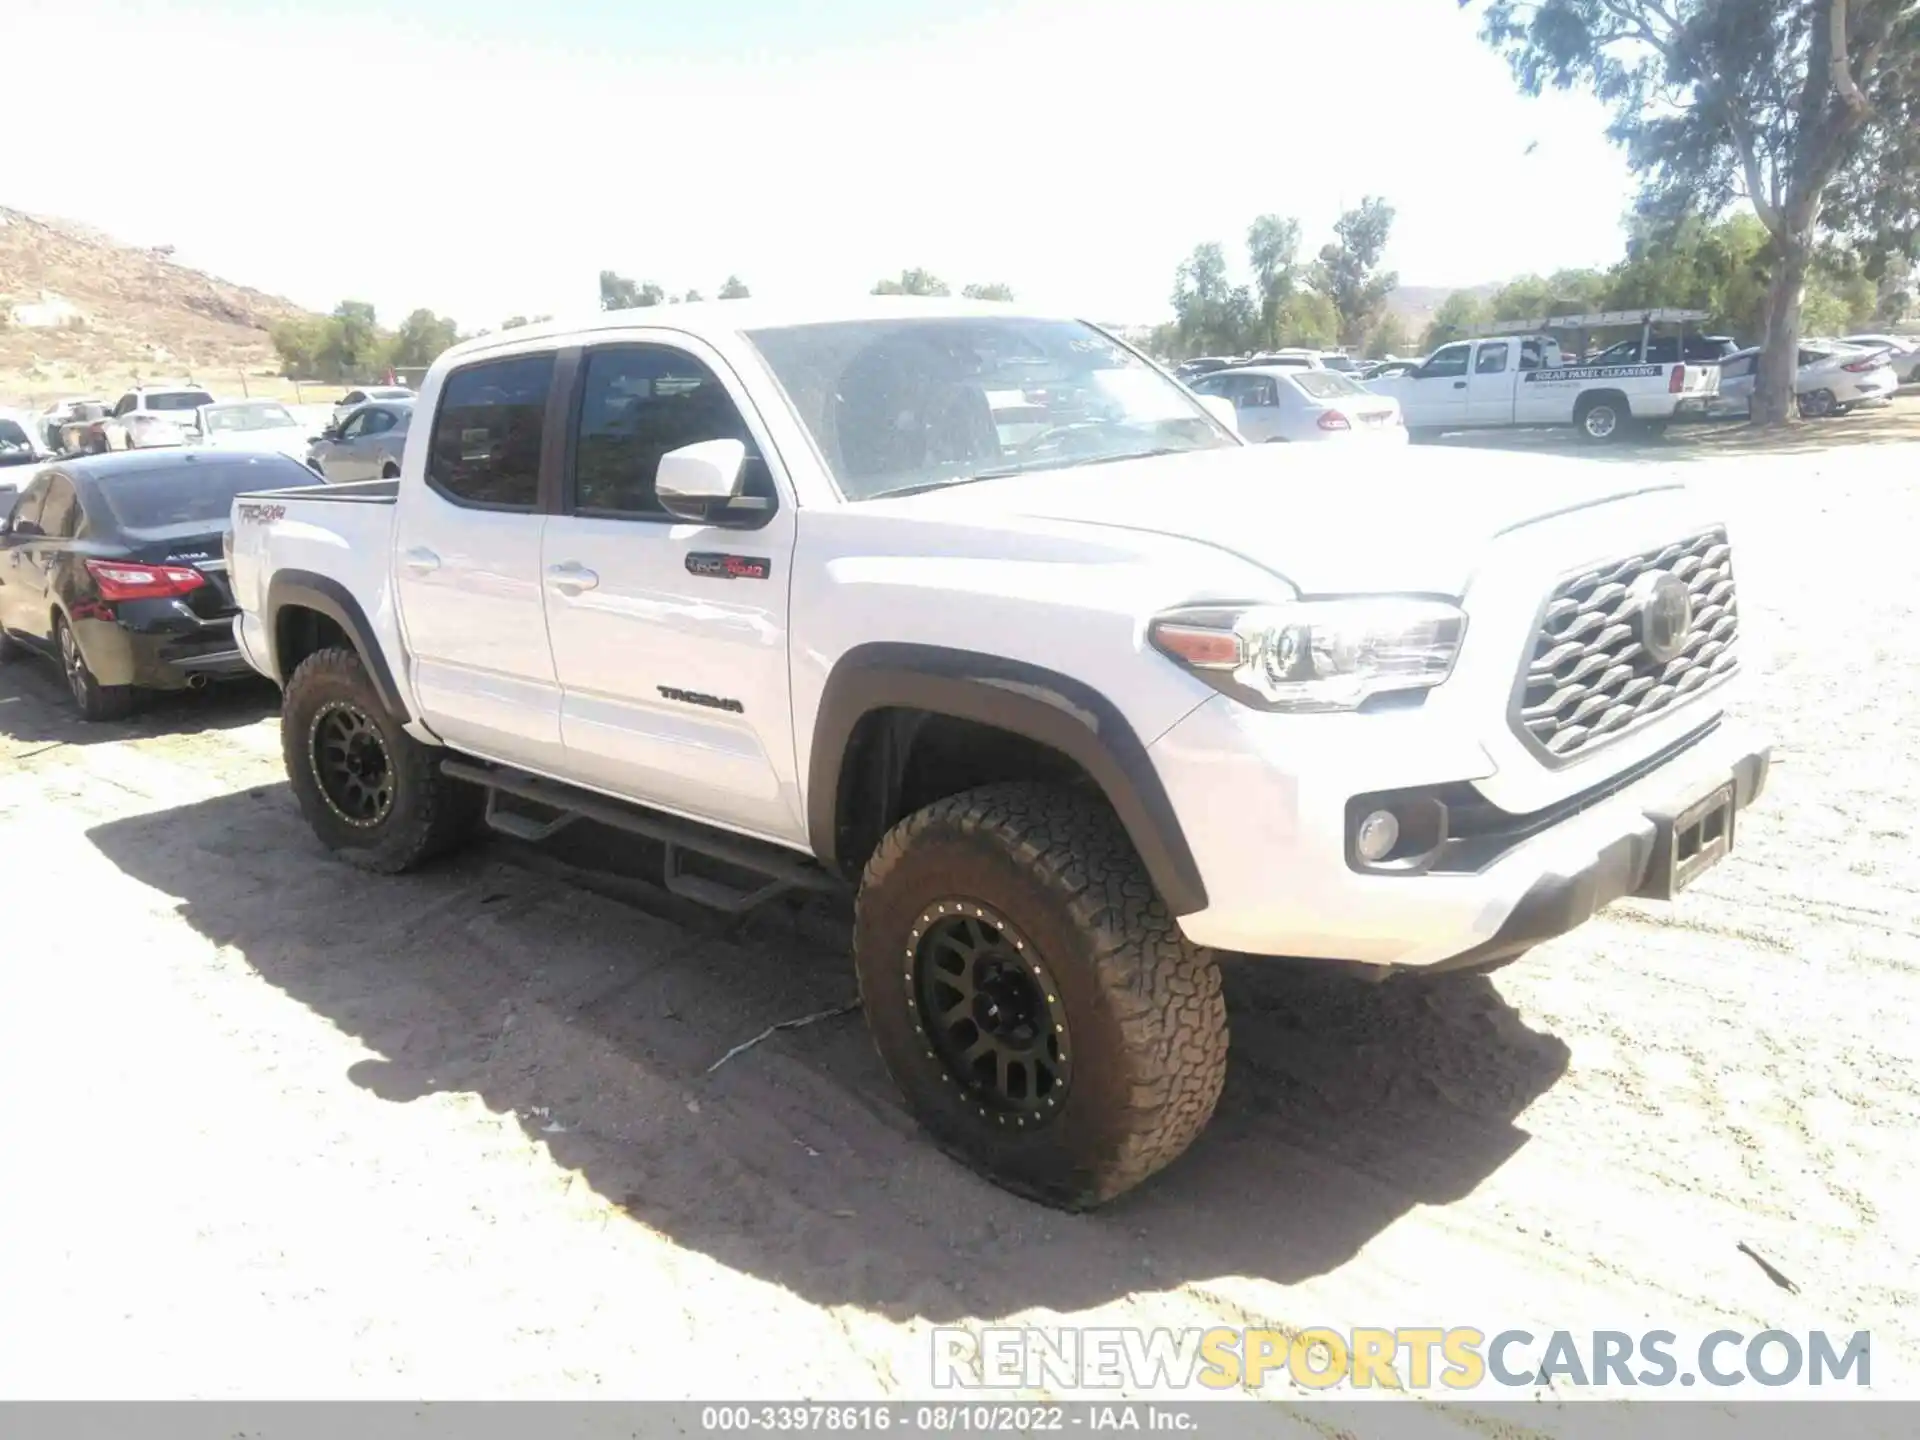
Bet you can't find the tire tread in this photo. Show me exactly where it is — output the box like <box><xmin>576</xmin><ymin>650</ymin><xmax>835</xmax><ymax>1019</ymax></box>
<box><xmin>857</xmin><ymin>781</ymin><xmax>1227</xmax><ymax>1207</ymax></box>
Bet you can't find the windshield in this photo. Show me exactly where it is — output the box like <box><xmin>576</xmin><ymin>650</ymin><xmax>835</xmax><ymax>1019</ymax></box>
<box><xmin>204</xmin><ymin>402</ymin><xmax>296</xmax><ymax>433</ymax></box>
<box><xmin>147</xmin><ymin>390</ymin><xmax>216</xmax><ymax>412</ymax></box>
<box><xmin>94</xmin><ymin>455</ymin><xmax>318</xmax><ymax>532</ymax></box>
<box><xmin>1292</xmin><ymin>371</ymin><xmax>1365</xmax><ymax>400</ymax></box>
<box><xmin>745</xmin><ymin>316</ymin><xmax>1234</xmax><ymax>501</ymax></box>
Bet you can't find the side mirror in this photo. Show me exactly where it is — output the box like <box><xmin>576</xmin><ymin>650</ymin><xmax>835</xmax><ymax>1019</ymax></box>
<box><xmin>1197</xmin><ymin>395</ymin><xmax>1239</xmax><ymax>434</ymax></box>
<box><xmin>656</xmin><ymin>438</ymin><xmax>760</xmax><ymax>524</ymax></box>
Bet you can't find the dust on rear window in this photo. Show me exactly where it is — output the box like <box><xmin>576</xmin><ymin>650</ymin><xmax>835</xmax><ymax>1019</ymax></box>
<box><xmin>1291</xmin><ymin>371</ymin><xmax>1364</xmax><ymax>400</ymax></box>
<box><xmin>93</xmin><ymin>455</ymin><xmax>318</xmax><ymax>531</ymax></box>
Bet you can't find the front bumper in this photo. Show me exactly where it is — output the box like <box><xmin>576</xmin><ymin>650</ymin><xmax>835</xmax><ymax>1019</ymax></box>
<box><xmin>1149</xmin><ymin>693</ymin><xmax>1769</xmax><ymax>971</ymax></box>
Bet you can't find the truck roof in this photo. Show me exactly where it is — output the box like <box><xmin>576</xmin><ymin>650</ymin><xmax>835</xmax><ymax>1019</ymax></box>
<box><xmin>440</xmin><ymin>295</ymin><xmax>1072</xmax><ymax>367</ymax></box>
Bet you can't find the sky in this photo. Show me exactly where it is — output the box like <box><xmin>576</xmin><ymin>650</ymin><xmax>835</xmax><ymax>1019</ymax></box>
<box><xmin>9</xmin><ymin>0</ymin><xmax>1640</xmax><ymax>332</ymax></box>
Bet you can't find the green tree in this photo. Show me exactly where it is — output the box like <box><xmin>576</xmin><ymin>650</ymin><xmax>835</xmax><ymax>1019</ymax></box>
<box><xmin>1421</xmin><ymin>291</ymin><xmax>1491</xmax><ymax>350</ymax></box>
<box><xmin>1246</xmin><ymin>214</ymin><xmax>1304</xmax><ymax>348</ymax></box>
<box><xmin>1171</xmin><ymin>242</ymin><xmax>1257</xmax><ymax>355</ymax></box>
<box><xmin>391</xmin><ymin>308</ymin><xmax>461</xmax><ymax>366</ymax></box>
<box><xmin>1310</xmin><ymin>197</ymin><xmax>1398</xmax><ymax>347</ymax></box>
<box><xmin>1274</xmin><ymin>290</ymin><xmax>1339</xmax><ymax>348</ymax></box>
<box><xmin>319</xmin><ymin>301</ymin><xmax>380</xmax><ymax>379</ymax></box>
<box><xmin>872</xmin><ymin>268</ymin><xmax>951</xmax><ymax>296</ymax></box>
<box><xmin>718</xmin><ymin>275</ymin><xmax>751</xmax><ymax>299</ymax></box>
<box><xmin>961</xmin><ymin>281</ymin><xmax>1016</xmax><ymax>300</ymax></box>
<box><xmin>1365</xmin><ymin>313</ymin><xmax>1411</xmax><ymax>359</ymax></box>
<box><xmin>269</xmin><ymin>317</ymin><xmax>327</xmax><ymax>378</ymax></box>
<box><xmin>600</xmin><ymin>270</ymin><xmax>665</xmax><ymax>310</ymax></box>
<box><xmin>1472</xmin><ymin>0</ymin><xmax>1918</xmax><ymax>425</ymax></box>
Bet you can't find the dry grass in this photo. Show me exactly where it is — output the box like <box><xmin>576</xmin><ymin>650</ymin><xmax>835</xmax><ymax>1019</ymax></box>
<box><xmin>0</xmin><ymin>207</ymin><xmax>320</xmax><ymax>408</ymax></box>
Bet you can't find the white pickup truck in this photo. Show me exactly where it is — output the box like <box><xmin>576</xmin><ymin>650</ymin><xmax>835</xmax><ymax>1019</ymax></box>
<box><xmin>226</xmin><ymin>298</ymin><xmax>1769</xmax><ymax>1208</ymax></box>
<box><xmin>1367</xmin><ymin>333</ymin><xmax>1719</xmax><ymax>443</ymax></box>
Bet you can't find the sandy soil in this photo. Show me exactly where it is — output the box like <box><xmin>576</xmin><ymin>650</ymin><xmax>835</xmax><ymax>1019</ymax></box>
<box><xmin>0</xmin><ymin>440</ymin><xmax>1915</xmax><ymax>1415</ymax></box>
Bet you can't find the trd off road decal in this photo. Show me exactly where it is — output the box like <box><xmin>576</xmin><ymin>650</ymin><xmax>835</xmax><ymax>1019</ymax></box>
<box><xmin>1524</xmin><ymin>364</ymin><xmax>1664</xmax><ymax>384</ymax></box>
<box><xmin>685</xmin><ymin>552</ymin><xmax>773</xmax><ymax>581</ymax></box>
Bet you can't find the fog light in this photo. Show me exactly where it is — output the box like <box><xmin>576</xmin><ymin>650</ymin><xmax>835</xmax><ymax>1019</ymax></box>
<box><xmin>1355</xmin><ymin>809</ymin><xmax>1400</xmax><ymax>863</ymax></box>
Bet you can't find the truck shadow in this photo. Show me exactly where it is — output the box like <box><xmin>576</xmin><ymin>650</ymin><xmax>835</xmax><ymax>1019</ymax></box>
<box><xmin>0</xmin><ymin>660</ymin><xmax>278</xmax><ymax>749</ymax></box>
<box><xmin>87</xmin><ymin>785</ymin><xmax>1570</xmax><ymax>1324</ymax></box>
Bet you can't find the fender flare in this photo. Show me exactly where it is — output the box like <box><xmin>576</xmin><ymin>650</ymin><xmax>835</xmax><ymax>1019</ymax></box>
<box><xmin>807</xmin><ymin>643</ymin><xmax>1208</xmax><ymax>916</ymax></box>
<box><xmin>264</xmin><ymin>569</ymin><xmax>411</xmax><ymax>722</ymax></box>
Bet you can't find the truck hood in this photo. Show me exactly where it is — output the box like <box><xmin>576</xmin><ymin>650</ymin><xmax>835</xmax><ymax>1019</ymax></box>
<box><xmin>881</xmin><ymin>443</ymin><xmax>1688</xmax><ymax>597</ymax></box>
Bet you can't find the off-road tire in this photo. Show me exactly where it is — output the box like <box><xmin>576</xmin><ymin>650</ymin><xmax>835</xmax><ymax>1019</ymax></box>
<box><xmin>853</xmin><ymin>782</ymin><xmax>1228</xmax><ymax>1209</ymax></box>
<box><xmin>282</xmin><ymin>645</ymin><xmax>481</xmax><ymax>874</ymax></box>
<box><xmin>56</xmin><ymin>616</ymin><xmax>135</xmax><ymax>722</ymax></box>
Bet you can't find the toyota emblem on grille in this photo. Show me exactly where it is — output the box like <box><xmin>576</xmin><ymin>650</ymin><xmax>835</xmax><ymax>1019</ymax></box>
<box><xmin>1629</xmin><ymin>571</ymin><xmax>1693</xmax><ymax>664</ymax></box>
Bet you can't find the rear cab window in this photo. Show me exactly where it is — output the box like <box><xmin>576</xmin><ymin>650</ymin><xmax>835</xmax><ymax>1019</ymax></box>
<box><xmin>427</xmin><ymin>353</ymin><xmax>555</xmax><ymax>509</ymax></box>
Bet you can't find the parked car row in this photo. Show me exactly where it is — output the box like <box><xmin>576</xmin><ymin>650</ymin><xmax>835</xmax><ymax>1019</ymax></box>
<box><xmin>1174</xmin><ymin>323</ymin><xmax>1910</xmax><ymax>442</ymax></box>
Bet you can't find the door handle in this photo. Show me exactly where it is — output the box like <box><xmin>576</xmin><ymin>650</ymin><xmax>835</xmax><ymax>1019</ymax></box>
<box><xmin>546</xmin><ymin>561</ymin><xmax>599</xmax><ymax>595</ymax></box>
<box><xmin>402</xmin><ymin>547</ymin><xmax>440</xmax><ymax>574</ymax></box>
<box><xmin>1453</xmin><ymin>380</ymin><xmax>1467</xmax><ymax>389</ymax></box>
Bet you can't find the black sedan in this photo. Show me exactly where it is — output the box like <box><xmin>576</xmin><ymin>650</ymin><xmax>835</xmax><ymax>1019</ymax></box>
<box><xmin>0</xmin><ymin>449</ymin><xmax>323</xmax><ymax>720</ymax></box>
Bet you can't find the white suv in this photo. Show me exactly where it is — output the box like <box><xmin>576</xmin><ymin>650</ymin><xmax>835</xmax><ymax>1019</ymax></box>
<box><xmin>105</xmin><ymin>385</ymin><xmax>217</xmax><ymax>450</ymax></box>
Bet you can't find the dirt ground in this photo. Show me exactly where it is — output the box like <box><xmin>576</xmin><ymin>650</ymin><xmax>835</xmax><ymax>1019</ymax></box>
<box><xmin>0</xmin><ymin>437</ymin><xmax>1916</xmax><ymax>1416</ymax></box>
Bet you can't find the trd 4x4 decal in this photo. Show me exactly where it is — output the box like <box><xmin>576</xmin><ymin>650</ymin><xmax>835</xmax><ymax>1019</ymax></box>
<box><xmin>685</xmin><ymin>552</ymin><xmax>772</xmax><ymax>581</ymax></box>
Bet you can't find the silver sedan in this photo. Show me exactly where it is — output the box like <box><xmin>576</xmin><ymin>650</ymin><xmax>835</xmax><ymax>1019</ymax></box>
<box><xmin>308</xmin><ymin>399</ymin><xmax>414</xmax><ymax>482</ymax></box>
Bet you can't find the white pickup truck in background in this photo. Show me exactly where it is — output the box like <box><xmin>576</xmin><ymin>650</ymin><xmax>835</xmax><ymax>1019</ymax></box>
<box><xmin>1366</xmin><ymin>331</ymin><xmax>1720</xmax><ymax>443</ymax></box>
<box><xmin>225</xmin><ymin>297</ymin><xmax>1770</xmax><ymax>1209</ymax></box>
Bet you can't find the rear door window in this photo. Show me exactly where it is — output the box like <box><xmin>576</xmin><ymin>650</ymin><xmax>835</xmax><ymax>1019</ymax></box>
<box><xmin>39</xmin><ymin>477</ymin><xmax>81</xmax><ymax>538</ymax></box>
<box><xmin>427</xmin><ymin>354</ymin><xmax>555</xmax><ymax>510</ymax></box>
<box><xmin>1475</xmin><ymin>342</ymin><xmax>1511</xmax><ymax>374</ymax></box>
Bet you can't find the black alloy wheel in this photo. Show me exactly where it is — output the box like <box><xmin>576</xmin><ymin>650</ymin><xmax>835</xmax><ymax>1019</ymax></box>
<box><xmin>309</xmin><ymin>700</ymin><xmax>396</xmax><ymax>827</ymax></box>
<box><xmin>912</xmin><ymin>901</ymin><xmax>1072</xmax><ymax>1123</ymax></box>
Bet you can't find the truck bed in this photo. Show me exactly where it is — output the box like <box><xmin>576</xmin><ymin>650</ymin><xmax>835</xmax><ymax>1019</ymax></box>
<box><xmin>228</xmin><ymin>476</ymin><xmax>401</xmax><ymax>637</ymax></box>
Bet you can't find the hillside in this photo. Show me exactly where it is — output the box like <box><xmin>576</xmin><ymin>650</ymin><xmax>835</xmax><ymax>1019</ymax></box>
<box><xmin>1384</xmin><ymin>281</ymin><xmax>1503</xmax><ymax>332</ymax></box>
<box><xmin>0</xmin><ymin>207</ymin><xmax>318</xmax><ymax>405</ymax></box>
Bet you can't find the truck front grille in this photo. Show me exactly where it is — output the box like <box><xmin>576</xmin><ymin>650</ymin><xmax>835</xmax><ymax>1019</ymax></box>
<box><xmin>1516</xmin><ymin>528</ymin><xmax>1738</xmax><ymax>760</ymax></box>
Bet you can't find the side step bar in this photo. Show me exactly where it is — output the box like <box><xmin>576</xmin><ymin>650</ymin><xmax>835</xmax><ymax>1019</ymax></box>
<box><xmin>440</xmin><ymin>759</ymin><xmax>846</xmax><ymax>914</ymax></box>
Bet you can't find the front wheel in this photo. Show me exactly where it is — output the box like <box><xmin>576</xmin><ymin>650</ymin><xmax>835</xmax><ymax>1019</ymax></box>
<box><xmin>282</xmin><ymin>646</ymin><xmax>482</xmax><ymax>873</ymax></box>
<box><xmin>853</xmin><ymin>782</ymin><xmax>1228</xmax><ymax>1209</ymax></box>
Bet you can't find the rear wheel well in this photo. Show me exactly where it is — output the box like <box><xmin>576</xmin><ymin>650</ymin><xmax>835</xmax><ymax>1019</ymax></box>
<box><xmin>274</xmin><ymin>604</ymin><xmax>352</xmax><ymax>684</ymax></box>
<box><xmin>834</xmin><ymin>709</ymin><xmax>1104</xmax><ymax>876</ymax></box>
<box><xmin>1575</xmin><ymin>389</ymin><xmax>1628</xmax><ymax>417</ymax></box>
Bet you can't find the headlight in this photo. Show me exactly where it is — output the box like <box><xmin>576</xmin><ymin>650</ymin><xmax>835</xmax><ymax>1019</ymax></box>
<box><xmin>1148</xmin><ymin>598</ymin><xmax>1466</xmax><ymax>712</ymax></box>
